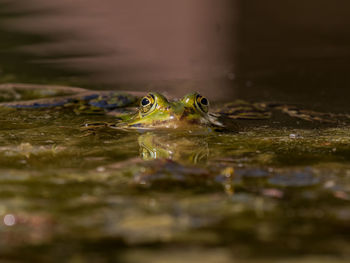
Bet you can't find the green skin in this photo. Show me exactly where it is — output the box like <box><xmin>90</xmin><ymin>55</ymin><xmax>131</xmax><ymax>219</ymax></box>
<box><xmin>116</xmin><ymin>92</ymin><xmax>223</xmax><ymax>130</ymax></box>
<box><xmin>0</xmin><ymin>84</ymin><xmax>221</xmax><ymax>130</ymax></box>
<box><xmin>1</xmin><ymin>84</ymin><xmax>344</xmax><ymax>129</ymax></box>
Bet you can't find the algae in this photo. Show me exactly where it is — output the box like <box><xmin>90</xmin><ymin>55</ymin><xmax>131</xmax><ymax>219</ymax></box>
<box><xmin>0</xmin><ymin>105</ymin><xmax>349</xmax><ymax>262</ymax></box>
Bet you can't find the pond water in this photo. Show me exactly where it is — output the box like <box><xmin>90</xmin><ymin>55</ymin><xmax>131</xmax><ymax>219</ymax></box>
<box><xmin>0</xmin><ymin>97</ymin><xmax>350</xmax><ymax>262</ymax></box>
<box><xmin>1</xmin><ymin>1</ymin><xmax>350</xmax><ymax>263</ymax></box>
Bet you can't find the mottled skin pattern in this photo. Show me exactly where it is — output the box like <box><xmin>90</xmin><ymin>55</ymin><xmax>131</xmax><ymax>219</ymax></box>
<box><xmin>116</xmin><ymin>92</ymin><xmax>223</xmax><ymax>130</ymax></box>
<box><xmin>0</xmin><ymin>84</ymin><xmax>223</xmax><ymax>131</ymax></box>
<box><xmin>2</xmin><ymin>84</ymin><xmax>344</xmax><ymax>132</ymax></box>
<box><xmin>0</xmin><ymin>83</ymin><xmax>138</xmax><ymax>110</ymax></box>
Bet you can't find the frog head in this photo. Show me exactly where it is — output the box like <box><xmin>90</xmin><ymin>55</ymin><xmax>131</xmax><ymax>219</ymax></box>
<box><xmin>116</xmin><ymin>92</ymin><xmax>222</xmax><ymax>130</ymax></box>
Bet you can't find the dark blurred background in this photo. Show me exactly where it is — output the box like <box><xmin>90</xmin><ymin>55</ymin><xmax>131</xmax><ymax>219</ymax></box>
<box><xmin>1</xmin><ymin>0</ymin><xmax>350</xmax><ymax>110</ymax></box>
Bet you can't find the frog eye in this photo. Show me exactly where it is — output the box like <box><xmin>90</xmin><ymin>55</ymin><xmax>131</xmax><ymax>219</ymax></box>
<box><xmin>140</xmin><ymin>94</ymin><xmax>156</xmax><ymax>115</ymax></box>
<box><xmin>200</xmin><ymin>97</ymin><xmax>209</xmax><ymax>106</ymax></box>
<box><xmin>141</xmin><ymin>97</ymin><xmax>151</xmax><ymax>106</ymax></box>
<box><xmin>195</xmin><ymin>94</ymin><xmax>209</xmax><ymax>113</ymax></box>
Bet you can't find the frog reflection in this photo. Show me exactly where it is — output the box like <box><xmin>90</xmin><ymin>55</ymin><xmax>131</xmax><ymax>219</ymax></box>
<box><xmin>138</xmin><ymin>132</ymin><xmax>209</xmax><ymax>164</ymax></box>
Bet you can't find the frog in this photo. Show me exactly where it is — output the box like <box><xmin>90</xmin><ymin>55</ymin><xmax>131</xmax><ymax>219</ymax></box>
<box><xmin>0</xmin><ymin>83</ymin><xmax>140</xmax><ymax>112</ymax></box>
<box><xmin>112</xmin><ymin>92</ymin><xmax>224</xmax><ymax>131</ymax></box>
<box><xmin>1</xmin><ymin>83</ymin><xmax>348</xmax><ymax>131</ymax></box>
<box><xmin>0</xmin><ymin>83</ymin><xmax>226</xmax><ymax>131</ymax></box>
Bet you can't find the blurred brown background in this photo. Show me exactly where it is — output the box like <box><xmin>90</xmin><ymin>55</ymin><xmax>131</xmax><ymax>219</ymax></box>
<box><xmin>2</xmin><ymin>0</ymin><xmax>350</xmax><ymax>109</ymax></box>
<box><xmin>2</xmin><ymin>0</ymin><xmax>237</xmax><ymax>99</ymax></box>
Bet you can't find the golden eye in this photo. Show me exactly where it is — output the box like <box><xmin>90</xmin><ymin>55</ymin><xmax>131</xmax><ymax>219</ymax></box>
<box><xmin>195</xmin><ymin>94</ymin><xmax>209</xmax><ymax>113</ymax></box>
<box><xmin>139</xmin><ymin>94</ymin><xmax>156</xmax><ymax>115</ymax></box>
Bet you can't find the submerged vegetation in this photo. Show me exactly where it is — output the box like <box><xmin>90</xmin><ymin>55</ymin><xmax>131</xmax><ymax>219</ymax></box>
<box><xmin>0</xmin><ymin>93</ymin><xmax>350</xmax><ymax>262</ymax></box>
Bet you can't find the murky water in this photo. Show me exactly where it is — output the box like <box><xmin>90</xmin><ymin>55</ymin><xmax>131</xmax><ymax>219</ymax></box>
<box><xmin>0</xmin><ymin>104</ymin><xmax>349</xmax><ymax>262</ymax></box>
<box><xmin>1</xmin><ymin>1</ymin><xmax>350</xmax><ymax>262</ymax></box>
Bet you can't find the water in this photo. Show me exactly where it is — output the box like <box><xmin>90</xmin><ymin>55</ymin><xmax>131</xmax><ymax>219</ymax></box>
<box><xmin>1</xmin><ymin>1</ymin><xmax>350</xmax><ymax>262</ymax></box>
<box><xmin>0</xmin><ymin>105</ymin><xmax>349</xmax><ymax>262</ymax></box>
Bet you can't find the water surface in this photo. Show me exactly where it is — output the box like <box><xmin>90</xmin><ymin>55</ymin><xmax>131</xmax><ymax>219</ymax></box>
<box><xmin>1</xmin><ymin>1</ymin><xmax>350</xmax><ymax>262</ymax></box>
<box><xmin>0</xmin><ymin>105</ymin><xmax>349</xmax><ymax>262</ymax></box>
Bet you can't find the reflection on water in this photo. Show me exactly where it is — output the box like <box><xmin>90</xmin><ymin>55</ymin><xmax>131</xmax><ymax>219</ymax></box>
<box><xmin>2</xmin><ymin>1</ymin><xmax>350</xmax><ymax>109</ymax></box>
<box><xmin>0</xmin><ymin>105</ymin><xmax>349</xmax><ymax>261</ymax></box>
<box><xmin>2</xmin><ymin>1</ymin><xmax>350</xmax><ymax>262</ymax></box>
<box><xmin>0</xmin><ymin>0</ymin><xmax>236</xmax><ymax>99</ymax></box>
<box><xmin>138</xmin><ymin>132</ymin><xmax>209</xmax><ymax>164</ymax></box>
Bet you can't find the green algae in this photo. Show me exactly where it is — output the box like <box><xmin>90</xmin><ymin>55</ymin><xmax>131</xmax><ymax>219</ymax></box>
<box><xmin>0</xmin><ymin>106</ymin><xmax>349</xmax><ymax>262</ymax></box>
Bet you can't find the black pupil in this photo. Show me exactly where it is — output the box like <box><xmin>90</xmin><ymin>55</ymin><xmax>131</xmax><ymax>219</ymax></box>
<box><xmin>201</xmin><ymin>97</ymin><xmax>208</xmax><ymax>106</ymax></box>
<box><xmin>141</xmin><ymin>98</ymin><xmax>150</xmax><ymax>106</ymax></box>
